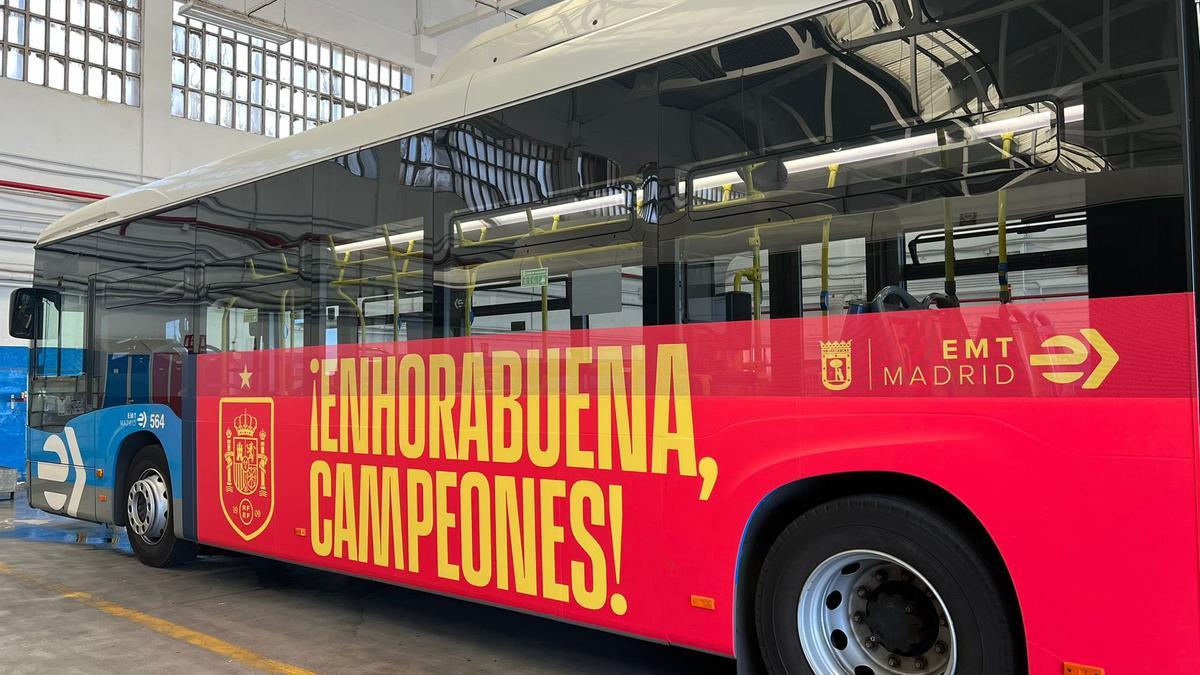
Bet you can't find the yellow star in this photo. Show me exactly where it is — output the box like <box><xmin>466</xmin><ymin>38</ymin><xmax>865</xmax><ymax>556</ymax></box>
<box><xmin>239</xmin><ymin>365</ymin><xmax>253</xmax><ymax>389</ymax></box>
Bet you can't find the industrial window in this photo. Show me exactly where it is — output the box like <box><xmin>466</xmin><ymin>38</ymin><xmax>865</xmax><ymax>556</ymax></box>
<box><xmin>1</xmin><ymin>0</ymin><xmax>142</xmax><ymax>105</ymax></box>
<box><xmin>170</xmin><ymin>1</ymin><xmax>413</xmax><ymax>138</ymax></box>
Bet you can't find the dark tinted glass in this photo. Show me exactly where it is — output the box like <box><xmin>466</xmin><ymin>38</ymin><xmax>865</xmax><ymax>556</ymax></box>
<box><xmin>29</xmin><ymin>235</ymin><xmax>96</xmax><ymax>430</ymax></box>
<box><xmin>196</xmin><ymin>168</ymin><xmax>314</xmax><ymax>352</ymax></box>
<box><xmin>433</xmin><ymin>69</ymin><xmax>660</xmax><ymax>337</ymax></box>
<box><xmin>665</xmin><ymin>0</ymin><xmax>1187</xmax><ymax>324</ymax></box>
<box><xmin>94</xmin><ymin>205</ymin><xmax>196</xmax><ymax>267</ymax></box>
<box><xmin>314</xmin><ymin>138</ymin><xmax>433</xmax><ymax>346</ymax></box>
<box><xmin>196</xmin><ymin>167</ymin><xmax>313</xmax><ymax>260</ymax></box>
<box><xmin>92</xmin><ymin>261</ymin><xmax>195</xmax><ymax>415</ymax></box>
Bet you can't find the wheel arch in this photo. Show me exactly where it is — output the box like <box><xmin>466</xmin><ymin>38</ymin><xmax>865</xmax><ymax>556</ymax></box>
<box><xmin>732</xmin><ymin>471</ymin><xmax>1027</xmax><ymax>671</ymax></box>
<box><xmin>112</xmin><ymin>431</ymin><xmax>166</xmax><ymax>527</ymax></box>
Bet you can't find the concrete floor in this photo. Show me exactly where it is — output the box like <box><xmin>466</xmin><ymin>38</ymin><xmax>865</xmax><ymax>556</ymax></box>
<box><xmin>0</xmin><ymin>487</ymin><xmax>734</xmax><ymax>674</ymax></box>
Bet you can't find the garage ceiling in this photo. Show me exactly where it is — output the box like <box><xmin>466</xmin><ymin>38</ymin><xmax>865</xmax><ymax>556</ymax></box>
<box><xmin>208</xmin><ymin>0</ymin><xmax>567</xmax><ymax>40</ymax></box>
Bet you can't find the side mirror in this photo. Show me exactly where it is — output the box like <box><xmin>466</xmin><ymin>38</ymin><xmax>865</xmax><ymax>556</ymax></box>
<box><xmin>9</xmin><ymin>288</ymin><xmax>58</xmax><ymax>340</ymax></box>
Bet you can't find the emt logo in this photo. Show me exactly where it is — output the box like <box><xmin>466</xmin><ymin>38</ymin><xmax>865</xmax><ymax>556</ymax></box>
<box><xmin>820</xmin><ymin>340</ymin><xmax>853</xmax><ymax>391</ymax></box>
<box><xmin>220</xmin><ymin>398</ymin><xmax>275</xmax><ymax>541</ymax></box>
<box><xmin>1029</xmin><ymin>329</ymin><xmax>1119</xmax><ymax>389</ymax></box>
<box><xmin>37</xmin><ymin>428</ymin><xmax>86</xmax><ymax>517</ymax></box>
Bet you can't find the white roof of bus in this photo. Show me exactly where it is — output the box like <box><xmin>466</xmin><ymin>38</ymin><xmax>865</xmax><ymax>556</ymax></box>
<box><xmin>38</xmin><ymin>0</ymin><xmax>842</xmax><ymax>246</ymax></box>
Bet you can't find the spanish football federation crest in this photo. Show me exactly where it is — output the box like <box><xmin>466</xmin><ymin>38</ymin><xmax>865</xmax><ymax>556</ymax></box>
<box><xmin>820</xmin><ymin>340</ymin><xmax>853</xmax><ymax>391</ymax></box>
<box><xmin>219</xmin><ymin>398</ymin><xmax>275</xmax><ymax>541</ymax></box>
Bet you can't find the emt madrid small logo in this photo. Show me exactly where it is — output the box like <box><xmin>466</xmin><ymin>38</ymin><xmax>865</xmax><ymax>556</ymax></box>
<box><xmin>219</xmin><ymin>398</ymin><xmax>275</xmax><ymax>541</ymax></box>
<box><xmin>820</xmin><ymin>340</ymin><xmax>853</xmax><ymax>391</ymax></box>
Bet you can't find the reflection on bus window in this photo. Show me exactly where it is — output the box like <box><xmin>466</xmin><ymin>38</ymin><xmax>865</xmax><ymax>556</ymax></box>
<box><xmin>29</xmin><ymin>291</ymin><xmax>87</xmax><ymax>430</ymax></box>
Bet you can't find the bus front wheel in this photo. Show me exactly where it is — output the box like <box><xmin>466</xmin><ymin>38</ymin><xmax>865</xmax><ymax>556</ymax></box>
<box><xmin>755</xmin><ymin>495</ymin><xmax>1019</xmax><ymax>675</ymax></box>
<box><xmin>125</xmin><ymin>445</ymin><xmax>195</xmax><ymax>568</ymax></box>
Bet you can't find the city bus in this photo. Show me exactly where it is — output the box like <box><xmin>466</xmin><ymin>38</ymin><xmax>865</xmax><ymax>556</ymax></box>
<box><xmin>10</xmin><ymin>0</ymin><xmax>1200</xmax><ymax>672</ymax></box>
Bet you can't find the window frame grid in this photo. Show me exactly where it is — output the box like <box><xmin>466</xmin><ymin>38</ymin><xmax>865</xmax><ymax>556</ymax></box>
<box><xmin>170</xmin><ymin>1</ymin><xmax>413</xmax><ymax>138</ymax></box>
<box><xmin>1</xmin><ymin>0</ymin><xmax>142</xmax><ymax>106</ymax></box>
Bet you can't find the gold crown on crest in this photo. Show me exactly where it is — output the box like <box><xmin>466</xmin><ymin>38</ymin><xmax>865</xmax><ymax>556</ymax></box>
<box><xmin>233</xmin><ymin>410</ymin><xmax>259</xmax><ymax>437</ymax></box>
<box><xmin>821</xmin><ymin>340</ymin><xmax>852</xmax><ymax>356</ymax></box>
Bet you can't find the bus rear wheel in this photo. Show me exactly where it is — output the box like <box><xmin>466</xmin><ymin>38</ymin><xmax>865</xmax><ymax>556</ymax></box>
<box><xmin>755</xmin><ymin>495</ymin><xmax>1019</xmax><ymax>675</ymax></box>
<box><xmin>125</xmin><ymin>445</ymin><xmax>195</xmax><ymax>568</ymax></box>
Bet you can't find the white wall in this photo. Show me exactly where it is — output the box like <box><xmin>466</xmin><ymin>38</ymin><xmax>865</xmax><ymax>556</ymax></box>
<box><xmin>0</xmin><ymin>0</ymin><xmax>516</xmax><ymax>346</ymax></box>
<box><xmin>216</xmin><ymin>0</ymin><xmax>511</xmax><ymax>88</ymax></box>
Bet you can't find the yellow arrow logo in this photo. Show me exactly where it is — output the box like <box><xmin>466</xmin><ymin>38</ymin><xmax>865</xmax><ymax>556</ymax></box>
<box><xmin>1029</xmin><ymin>328</ymin><xmax>1118</xmax><ymax>389</ymax></box>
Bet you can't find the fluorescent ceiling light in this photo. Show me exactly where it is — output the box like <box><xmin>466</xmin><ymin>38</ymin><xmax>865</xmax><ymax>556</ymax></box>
<box><xmin>782</xmin><ymin>133</ymin><xmax>940</xmax><ymax>175</ymax></box>
<box><xmin>456</xmin><ymin>193</ymin><xmax>629</xmax><ymax>232</ymax></box>
<box><xmin>691</xmin><ymin>171</ymin><xmax>745</xmax><ymax>193</ymax></box>
<box><xmin>968</xmin><ymin>104</ymin><xmax>1084</xmax><ymax>140</ymax></box>
<box><xmin>333</xmin><ymin>229</ymin><xmax>422</xmax><ymax>254</ymax></box>
<box><xmin>179</xmin><ymin>0</ymin><xmax>297</xmax><ymax>44</ymax></box>
<box><xmin>688</xmin><ymin>105</ymin><xmax>1085</xmax><ymax>193</ymax></box>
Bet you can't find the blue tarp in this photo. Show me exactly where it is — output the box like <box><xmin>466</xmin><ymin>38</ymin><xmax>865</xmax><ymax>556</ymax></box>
<box><xmin>0</xmin><ymin>346</ymin><xmax>28</xmax><ymax>478</ymax></box>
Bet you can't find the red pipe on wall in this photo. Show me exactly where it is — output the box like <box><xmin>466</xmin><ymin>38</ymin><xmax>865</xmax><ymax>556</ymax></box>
<box><xmin>0</xmin><ymin>179</ymin><xmax>107</xmax><ymax>201</ymax></box>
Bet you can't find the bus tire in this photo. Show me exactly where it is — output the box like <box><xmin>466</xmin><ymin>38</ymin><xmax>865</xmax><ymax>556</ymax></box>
<box><xmin>125</xmin><ymin>445</ymin><xmax>195</xmax><ymax>568</ymax></box>
<box><xmin>755</xmin><ymin>494</ymin><xmax>1019</xmax><ymax>675</ymax></box>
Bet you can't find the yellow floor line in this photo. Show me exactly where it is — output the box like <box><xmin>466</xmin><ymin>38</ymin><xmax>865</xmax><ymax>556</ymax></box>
<box><xmin>0</xmin><ymin>561</ymin><xmax>315</xmax><ymax>675</ymax></box>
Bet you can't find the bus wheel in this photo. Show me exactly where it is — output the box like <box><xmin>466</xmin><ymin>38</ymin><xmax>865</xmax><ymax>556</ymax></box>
<box><xmin>125</xmin><ymin>446</ymin><xmax>195</xmax><ymax>568</ymax></box>
<box><xmin>755</xmin><ymin>495</ymin><xmax>1018</xmax><ymax>675</ymax></box>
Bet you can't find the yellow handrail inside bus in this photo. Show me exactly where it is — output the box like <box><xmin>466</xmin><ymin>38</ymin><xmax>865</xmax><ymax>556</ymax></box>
<box><xmin>731</xmin><ymin>228</ymin><xmax>764</xmax><ymax>320</ymax></box>
<box><xmin>464</xmin><ymin>267</ymin><xmax>477</xmax><ymax>337</ymax></box>
<box><xmin>943</xmin><ymin>198</ymin><xmax>956</xmax><ymax>297</ymax></box>
<box><xmin>280</xmin><ymin>288</ymin><xmax>296</xmax><ymax>348</ymax></box>
<box><xmin>539</xmin><ymin>257</ymin><xmax>549</xmax><ymax>331</ymax></box>
<box><xmin>937</xmin><ymin>128</ymin><xmax>957</xmax><ymax>299</ymax></box>
<box><xmin>452</xmin><ymin>241</ymin><xmax>641</xmax><ymax>336</ymax></box>
<box><xmin>247</xmin><ymin>252</ymin><xmax>299</xmax><ymax>281</ymax></box>
<box><xmin>219</xmin><ymin>297</ymin><xmax>237</xmax><ymax>351</ymax></box>
<box><xmin>997</xmin><ymin>132</ymin><xmax>1014</xmax><ymax>304</ymax></box>
<box><xmin>820</xmin><ymin>163</ymin><xmax>840</xmax><ymax>316</ymax></box>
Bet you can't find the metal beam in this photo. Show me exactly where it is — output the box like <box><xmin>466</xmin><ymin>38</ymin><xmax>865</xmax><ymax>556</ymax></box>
<box><xmin>247</xmin><ymin>0</ymin><xmax>281</xmax><ymax>15</ymax></box>
<box><xmin>422</xmin><ymin>0</ymin><xmax>527</xmax><ymax>37</ymax></box>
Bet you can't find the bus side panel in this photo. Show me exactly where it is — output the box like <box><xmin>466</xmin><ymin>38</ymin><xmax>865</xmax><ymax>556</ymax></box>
<box><xmin>192</xmin><ymin>292</ymin><xmax>1197</xmax><ymax>668</ymax></box>
<box><xmin>26</xmin><ymin>421</ymin><xmax>97</xmax><ymax>523</ymax></box>
<box><xmin>23</xmin><ymin>405</ymin><xmax>182</xmax><ymax>527</ymax></box>
<box><xmin>193</xmin><ymin>323</ymin><xmax>803</xmax><ymax>645</ymax></box>
<box><xmin>656</xmin><ymin>292</ymin><xmax>1200</xmax><ymax>669</ymax></box>
<box><xmin>795</xmin><ymin>402</ymin><xmax>1200</xmax><ymax>673</ymax></box>
<box><xmin>93</xmin><ymin>404</ymin><xmax>184</xmax><ymax>526</ymax></box>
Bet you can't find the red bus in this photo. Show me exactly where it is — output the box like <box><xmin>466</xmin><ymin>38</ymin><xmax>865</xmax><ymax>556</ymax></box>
<box><xmin>12</xmin><ymin>0</ymin><xmax>1200</xmax><ymax>672</ymax></box>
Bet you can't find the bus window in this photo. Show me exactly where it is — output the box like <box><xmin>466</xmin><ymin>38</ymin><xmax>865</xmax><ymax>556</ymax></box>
<box><xmin>672</xmin><ymin>170</ymin><xmax>1183</xmax><ymax>321</ymax></box>
<box><xmin>191</xmin><ymin>166</ymin><xmax>317</xmax><ymax>352</ymax></box>
<box><xmin>665</xmin><ymin>0</ymin><xmax>1187</xmax><ymax>321</ymax></box>
<box><xmin>318</xmin><ymin>222</ymin><xmax>428</xmax><ymax>346</ymax></box>
<box><xmin>315</xmin><ymin>138</ymin><xmax>432</xmax><ymax>346</ymax></box>
<box><xmin>201</xmin><ymin>252</ymin><xmax>307</xmax><ymax>353</ymax></box>
<box><xmin>93</xmin><ymin>266</ymin><xmax>193</xmax><ymax>415</ymax></box>
<box><xmin>29</xmin><ymin>289</ymin><xmax>87</xmax><ymax>430</ymax></box>
<box><xmin>440</xmin><ymin>246</ymin><xmax>646</xmax><ymax>336</ymax></box>
<box><xmin>432</xmin><ymin>69</ymin><xmax>659</xmax><ymax>336</ymax></box>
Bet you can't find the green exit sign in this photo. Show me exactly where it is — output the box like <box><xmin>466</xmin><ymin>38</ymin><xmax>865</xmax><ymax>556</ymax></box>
<box><xmin>521</xmin><ymin>267</ymin><xmax>549</xmax><ymax>288</ymax></box>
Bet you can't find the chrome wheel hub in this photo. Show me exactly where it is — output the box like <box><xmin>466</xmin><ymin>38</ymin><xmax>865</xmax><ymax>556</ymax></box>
<box><xmin>798</xmin><ymin>550</ymin><xmax>956</xmax><ymax>675</ymax></box>
<box><xmin>127</xmin><ymin>469</ymin><xmax>169</xmax><ymax>544</ymax></box>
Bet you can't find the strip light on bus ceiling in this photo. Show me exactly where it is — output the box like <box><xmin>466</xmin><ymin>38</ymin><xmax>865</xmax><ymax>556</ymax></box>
<box><xmin>690</xmin><ymin>105</ymin><xmax>1085</xmax><ymax>193</ymax></box>
<box><xmin>179</xmin><ymin>0</ymin><xmax>298</xmax><ymax>44</ymax></box>
<box><xmin>333</xmin><ymin>193</ymin><xmax>629</xmax><ymax>253</ymax></box>
<box><xmin>455</xmin><ymin>192</ymin><xmax>629</xmax><ymax>232</ymax></box>
<box><xmin>333</xmin><ymin>229</ymin><xmax>422</xmax><ymax>253</ymax></box>
<box><xmin>336</xmin><ymin>104</ymin><xmax>1086</xmax><ymax>254</ymax></box>
<box><xmin>969</xmin><ymin>104</ymin><xmax>1085</xmax><ymax>140</ymax></box>
<box><xmin>782</xmin><ymin>133</ymin><xmax>941</xmax><ymax>176</ymax></box>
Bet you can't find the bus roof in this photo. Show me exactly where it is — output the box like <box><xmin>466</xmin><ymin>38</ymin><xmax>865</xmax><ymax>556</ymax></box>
<box><xmin>37</xmin><ymin>0</ymin><xmax>836</xmax><ymax>247</ymax></box>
